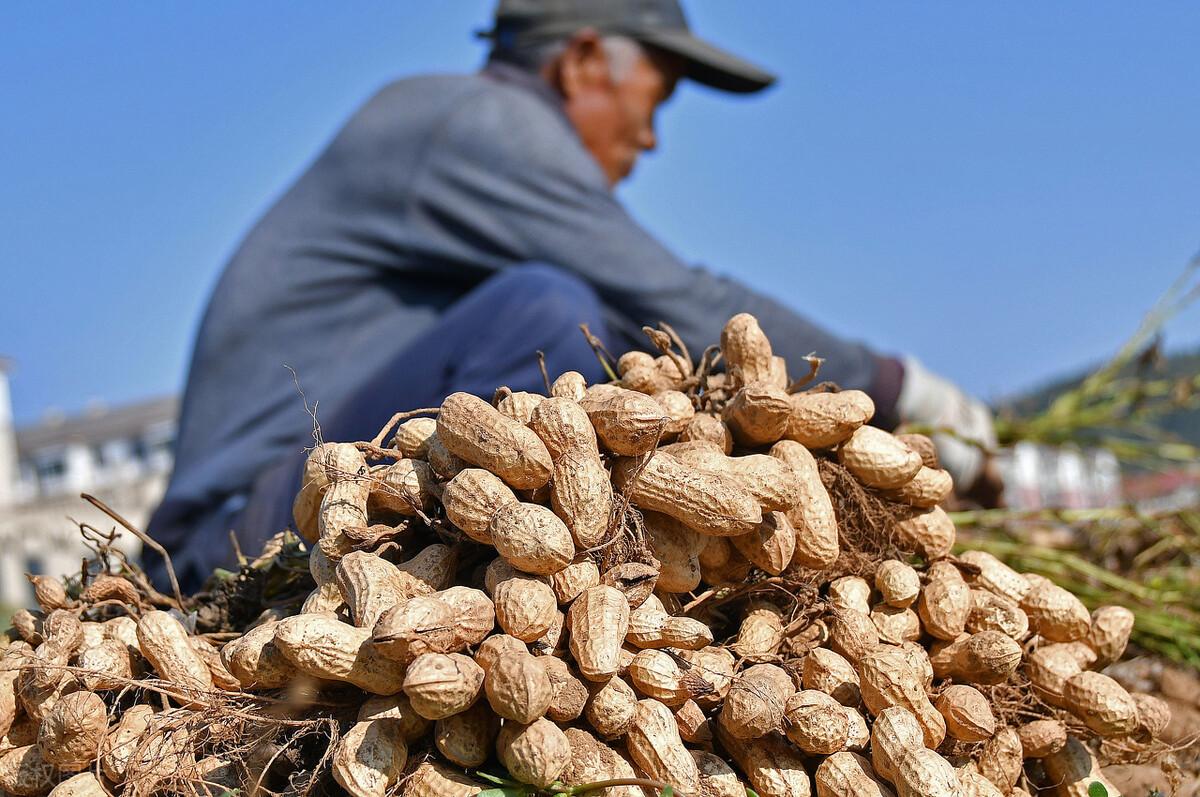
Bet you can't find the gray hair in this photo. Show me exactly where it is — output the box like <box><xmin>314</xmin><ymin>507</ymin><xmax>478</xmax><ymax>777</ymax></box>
<box><xmin>489</xmin><ymin>34</ymin><xmax>643</xmax><ymax>82</ymax></box>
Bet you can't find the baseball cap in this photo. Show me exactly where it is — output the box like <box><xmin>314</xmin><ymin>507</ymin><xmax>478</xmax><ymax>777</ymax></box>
<box><xmin>480</xmin><ymin>0</ymin><xmax>776</xmax><ymax>94</ymax></box>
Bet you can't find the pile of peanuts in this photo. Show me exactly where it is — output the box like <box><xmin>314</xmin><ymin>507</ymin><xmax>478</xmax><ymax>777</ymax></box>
<box><xmin>0</xmin><ymin>313</ymin><xmax>1173</xmax><ymax>797</ymax></box>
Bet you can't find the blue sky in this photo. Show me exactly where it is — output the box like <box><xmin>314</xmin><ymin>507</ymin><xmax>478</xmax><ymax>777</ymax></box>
<box><xmin>3</xmin><ymin>2</ymin><xmax>1198</xmax><ymax>425</ymax></box>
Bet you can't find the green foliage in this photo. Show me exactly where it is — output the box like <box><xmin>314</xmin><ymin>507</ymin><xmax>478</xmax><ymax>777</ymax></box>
<box><xmin>1087</xmin><ymin>782</ymin><xmax>1109</xmax><ymax>797</ymax></box>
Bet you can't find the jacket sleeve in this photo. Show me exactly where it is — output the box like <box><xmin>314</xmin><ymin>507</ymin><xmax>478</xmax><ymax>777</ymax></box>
<box><xmin>407</xmin><ymin>85</ymin><xmax>886</xmax><ymax>391</ymax></box>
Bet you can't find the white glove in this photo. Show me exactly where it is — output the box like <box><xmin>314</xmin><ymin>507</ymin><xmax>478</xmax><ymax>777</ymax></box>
<box><xmin>896</xmin><ymin>356</ymin><xmax>997</xmax><ymax>491</ymax></box>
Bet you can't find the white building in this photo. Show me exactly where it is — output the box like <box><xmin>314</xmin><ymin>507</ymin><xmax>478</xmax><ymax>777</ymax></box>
<box><xmin>0</xmin><ymin>362</ymin><xmax>177</xmax><ymax>609</ymax></box>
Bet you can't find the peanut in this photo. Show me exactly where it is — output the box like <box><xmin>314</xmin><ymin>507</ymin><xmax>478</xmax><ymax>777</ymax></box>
<box><xmin>893</xmin><ymin>505</ymin><xmax>957</xmax><ymax>560</ymax></box>
<box><xmin>977</xmin><ymin>726</ymin><xmax>1022</xmax><ymax>792</ymax></box>
<box><xmin>1086</xmin><ymin>605</ymin><xmax>1134</xmax><ymax>667</ymax></box>
<box><xmin>584</xmin><ymin>675</ymin><xmax>638</xmax><ymax>739</ymax></box>
<box><xmin>613</xmin><ymin>451</ymin><xmax>762</xmax><ymax>537</ymax></box>
<box><xmin>626</xmin><ymin>698</ymin><xmax>701</xmax><ymax>795</ymax></box>
<box><xmin>579</xmin><ymin>386</ymin><xmax>670</xmax><ymax>455</ymax></box>
<box><xmin>769</xmin><ymin>439</ymin><xmax>840</xmax><ymax>568</ymax></box>
<box><xmin>930</xmin><ymin>631</ymin><xmax>1024</xmax><ymax>685</ymax></box>
<box><xmin>857</xmin><ymin>647</ymin><xmax>946</xmax><ymax>748</ymax></box>
<box><xmin>331</xmin><ymin>719</ymin><xmax>407</xmax><ymax>797</ymax></box>
<box><xmin>489</xmin><ymin>501</ymin><xmax>575</xmax><ymax>575</ymax></box>
<box><xmin>839</xmin><ymin>426</ymin><xmax>922</xmax><ymax>489</ymax></box>
<box><xmin>390</xmin><ymin>416</ymin><xmax>437</xmax><ymax>458</ymax></box>
<box><xmin>401</xmin><ymin>652</ymin><xmax>484</xmax><ymax>719</ymax></box>
<box><xmin>497</xmin><ymin>718</ymin><xmax>571</xmax><ymax>789</ymax></box>
<box><xmin>560</xmin><ymin>728</ymin><xmax>643</xmax><ymax>797</ymax></box>
<box><xmin>550</xmin><ymin>370</ymin><xmax>588</xmax><ymax>400</ymax></box>
<box><xmin>371</xmin><ymin>595</ymin><xmax>457</xmax><ymax>663</ymax></box>
<box><xmin>734</xmin><ymin>601</ymin><xmax>785</xmax><ymax>661</ymax></box>
<box><xmin>731</xmin><ymin>511</ymin><xmax>797</xmax><ymax>575</ymax></box>
<box><xmin>815</xmin><ymin>751</ymin><xmax>896</xmax><ymax>797</ymax></box>
<box><xmin>1019</xmin><ymin>579</ymin><xmax>1091</xmax><ymax>643</ymax></box>
<box><xmin>721</xmin><ymin>313</ymin><xmax>775</xmax><ymax>387</ymax></box>
<box><xmin>484</xmin><ymin>652</ymin><xmax>552</xmax><ymax>723</ymax></box>
<box><xmin>785</xmin><ymin>689</ymin><xmax>850</xmax><ymax>754</ymax></box>
<box><xmin>679</xmin><ymin>413</ymin><xmax>734</xmax><ymax>454</ymax></box>
<box><xmin>366</xmin><ymin>458</ymin><xmax>434</xmax><ymax>517</ymax></box>
<box><xmin>434</xmin><ymin>701</ymin><xmax>498</xmax><ymax>768</ymax></box>
<box><xmin>718</xmin><ymin>722</ymin><xmax>814</xmax><ymax>797</ymax></box>
<box><xmin>1061</xmin><ymin>671</ymin><xmax>1139</xmax><ymax>736</ymax></box>
<box><xmin>803</xmin><ymin>647</ymin><xmax>861</xmax><ymax>706</ymax></box>
<box><xmin>876</xmin><ymin>560</ymin><xmax>921</xmax><ymax>608</ymax></box>
<box><xmin>722</xmin><ymin>382</ymin><xmax>793</xmax><ymax>446</ymax></box>
<box><xmin>966</xmin><ymin>588</ymin><xmax>1029</xmax><ymax>640</ymax></box>
<box><xmin>919</xmin><ymin>560</ymin><xmax>971</xmax><ymax>641</ymax></box>
<box><xmin>274</xmin><ymin>614</ymin><xmax>406</xmax><ymax>694</ymax></box>
<box><xmin>497</xmin><ymin>390</ymin><xmax>544</xmax><ymax>424</ymax></box>
<box><xmin>441</xmin><ymin>468</ymin><xmax>517</xmax><ymax>544</ymax></box>
<box><xmin>719</xmin><ymin>663</ymin><xmax>793</xmax><ymax>739</ymax></box>
<box><xmin>1017</xmin><ymin>718</ymin><xmax>1067</xmax><ymax>758</ymax></box>
<box><xmin>567</xmin><ymin>586</ymin><xmax>631</xmax><ymax>682</ymax></box>
<box><xmin>1042</xmin><ymin>736</ymin><xmax>1122</xmax><ymax>797</ymax></box>
<box><xmin>881</xmin><ymin>466</ymin><xmax>953</xmax><ymax>508</ymax></box>
<box><xmin>436</xmin><ymin>392</ymin><xmax>553</xmax><ymax>489</ymax></box>
<box><xmin>136</xmin><ymin>611</ymin><xmax>214</xmax><ymax>707</ymax></box>
<box><xmin>786</xmin><ymin>390</ymin><xmax>875</xmax><ymax>449</ymax></box>
<box><xmin>935</xmin><ymin>684</ymin><xmax>995</xmax><ymax>742</ymax></box>
<box><xmin>403</xmin><ymin>761</ymin><xmax>482</xmax><ymax>797</ymax></box>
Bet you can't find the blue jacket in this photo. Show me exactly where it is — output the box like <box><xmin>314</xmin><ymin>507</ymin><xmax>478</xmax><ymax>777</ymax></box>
<box><xmin>151</xmin><ymin>63</ymin><xmax>891</xmax><ymax>556</ymax></box>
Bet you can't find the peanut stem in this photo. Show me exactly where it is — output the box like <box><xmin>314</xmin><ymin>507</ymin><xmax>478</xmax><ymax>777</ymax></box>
<box><xmin>560</xmin><ymin>777</ymin><xmax>685</xmax><ymax>796</ymax></box>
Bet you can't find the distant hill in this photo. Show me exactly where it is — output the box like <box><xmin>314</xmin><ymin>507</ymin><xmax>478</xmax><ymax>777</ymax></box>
<box><xmin>997</xmin><ymin>346</ymin><xmax>1200</xmax><ymax>446</ymax></box>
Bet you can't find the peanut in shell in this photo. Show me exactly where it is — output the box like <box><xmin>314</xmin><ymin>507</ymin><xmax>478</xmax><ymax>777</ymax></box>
<box><xmin>401</xmin><ymin>652</ymin><xmax>484</xmax><ymax>719</ymax></box>
<box><xmin>441</xmin><ymin>468</ymin><xmax>517</xmax><ymax>544</ymax></box>
<box><xmin>497</xmin><ymin>718</ymin><xmax>571</xmax><ymax>789</ymax></box>
<box><xmin>929</xmin><ymin>630</ymin><xmax>1023</xmax><ymax>686</ymax></box>
<box><xmin>935</xmin><ymin>684</ymin><xmax>995</xmax><ymax>742</ymax></box>
<box><xmin>786</xmin><ymin>389</ymin><xmax>875</xmax><ymax>449</ymax></box>
<box><xmin>579</xmin><ymin>387</ymin><xmax>670</xmax><ymax>455</ymax></box>
<box><xmin>816</xmin><ymin>751</ymin><xmax>896</xmax><ymax>797</ymax></box>
<box><xmin>567</xmin><ymin>585</ymin><xmax>631</xmax><ymax>683</ymax></box>
<box><xmin>434</xmin><ymin>701</ymin><xmax>498</xmax><ymax>768</ymax></box>
<box><xmin>331</xmin><ymin>719</ymin><xmax>407</xmax><ymax>797</ymax></box>
<box><xmin>769</xmin><ymin>439</ymin><xmax>840</xmax><ymax>568</ymax></box>
<box><xmin>613</xmin><ymin>451</ymin><xmax>761</xmax><ymax>537</ymax></box>
<box><xmin>1061</xmin><ymin>670</ymin><xmax>1139</xmax><ymax>736</ymax></box>
<box><xmin>626</xmin><ymin>698</ymin><xmax>701</xmax><ymax>795</ymax></box>
<box><xmin>918</xmin><ymin>560</ymin><xmax>971</xmax><ymax>641</ymax></box>
<box><xmin>838</xmin><ymin>425</ymin><xmax>923</xmax><ymax>489</ymax></box>
<box><xmin>1086</xmin><ymin>605</ymin><xmax>1134</xmax><ymax>666</ymax></box>
<box><xmin>436</xmin><ymin>392</ymin><xmax>553</xmax><ymax>489</ymax></box>
<box><xmin>722</xmin><ymin>382</ymin><xmax>792</xmax><ymax>446</ymax></box>
<box><xmin>484</xmin><ymin>652</ymin><xmax>552</xmax><ymax>724</ymax></box>
<box><xmin>489</xmin><ymin>501</ymin><xmax>575</xmax><ymax>575</ymax></box>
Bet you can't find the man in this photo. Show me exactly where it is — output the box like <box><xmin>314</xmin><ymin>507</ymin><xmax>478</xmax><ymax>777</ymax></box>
<box><xmin>149</xmin><ymin>0</ymin><xmax>997</xmax><ymax>589</ymax></box>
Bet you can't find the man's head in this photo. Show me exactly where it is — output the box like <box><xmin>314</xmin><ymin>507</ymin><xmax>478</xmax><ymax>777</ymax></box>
<box><xmin>483</xmin><ymin>0</ymin><xmax>775</xmax><ymax>186</ymax></box>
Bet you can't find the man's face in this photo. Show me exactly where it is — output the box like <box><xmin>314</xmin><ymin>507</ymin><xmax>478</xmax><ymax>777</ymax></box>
<box><xmin>554</xmin><ymin>35</ymin><xmax>683</xmax><ymax>186</ymax></box>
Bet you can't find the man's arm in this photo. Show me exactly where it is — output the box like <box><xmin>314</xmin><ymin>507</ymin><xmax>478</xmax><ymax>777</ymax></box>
<box><xmin>408</xmin><ymin>86</ymin><xmax>887</xmax><ymax>396</ymax></box>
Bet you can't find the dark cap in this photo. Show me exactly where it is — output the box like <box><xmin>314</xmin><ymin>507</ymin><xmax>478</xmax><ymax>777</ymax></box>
<box><xmin>481</xmin><ymin>0</ymin><xmax>776</xmax><ymax>94</ymax></box>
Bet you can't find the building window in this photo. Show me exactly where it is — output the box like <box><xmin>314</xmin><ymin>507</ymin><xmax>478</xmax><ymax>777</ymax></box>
<box><xmin>35</xmin><ymin>459</ymin><xmax>65</xmax><ymax>480</ymax></box>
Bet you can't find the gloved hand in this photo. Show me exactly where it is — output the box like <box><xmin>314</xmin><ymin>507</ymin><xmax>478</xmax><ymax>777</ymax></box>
<box><xmin>896</xmin><ymin>356</ymin><xmax>1000</xmax><ymax>501</ymax></box>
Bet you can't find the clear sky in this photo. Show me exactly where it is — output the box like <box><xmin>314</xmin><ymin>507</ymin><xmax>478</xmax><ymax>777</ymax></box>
<box><xmin>3</xmin><ymin>2</ymin><xmax>1198</xmax><ymax>425</ymax></box>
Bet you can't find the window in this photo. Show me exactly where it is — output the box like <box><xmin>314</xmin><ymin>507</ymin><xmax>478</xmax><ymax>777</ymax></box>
<box><xmin>35</xmin><ymin>459</ymin><xmax>65</xmax><ymax>480</ymax></box>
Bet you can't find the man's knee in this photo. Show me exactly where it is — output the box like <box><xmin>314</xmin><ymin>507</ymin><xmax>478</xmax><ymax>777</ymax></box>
<box><xmin>481</xmin><ymin>263</ymin><xmax>603</xmax><ymax>330</ymax></box>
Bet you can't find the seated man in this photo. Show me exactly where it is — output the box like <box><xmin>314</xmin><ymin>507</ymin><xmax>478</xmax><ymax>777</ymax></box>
<box><xmin>149</xmin><ymin>0</ymin><xmax>996</xmax><ymax>588</ymax></box>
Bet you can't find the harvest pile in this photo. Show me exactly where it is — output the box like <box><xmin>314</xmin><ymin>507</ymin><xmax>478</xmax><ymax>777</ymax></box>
<box><xmin>0</xmin><ymin>314</ymin><xmax>1179</xmax><ymax>797</ymax></box>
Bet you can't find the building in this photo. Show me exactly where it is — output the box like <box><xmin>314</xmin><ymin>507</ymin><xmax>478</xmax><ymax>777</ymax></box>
<box><xmin>0</xmin><ymin>362</ymin><xmax>177</xmax><ymax>609</ymax></box>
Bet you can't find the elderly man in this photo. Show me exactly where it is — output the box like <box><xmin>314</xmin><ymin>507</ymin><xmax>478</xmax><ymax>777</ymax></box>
<box><xmin>149</xmin><ymin>0</ymin><xmax>997</xmax><ymax>588</ymax></box>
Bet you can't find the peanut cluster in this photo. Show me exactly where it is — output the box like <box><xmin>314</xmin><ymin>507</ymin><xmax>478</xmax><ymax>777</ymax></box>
<box><xmin>0</xmin><ymin>314</ymin><xmax>1168</xmax><ymax>797</ymax></box>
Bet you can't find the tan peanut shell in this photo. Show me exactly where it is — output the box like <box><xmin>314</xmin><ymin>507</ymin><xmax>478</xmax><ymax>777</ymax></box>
<box><xmin>425</xmin><ymin>430</ymin><xmax>468</xmax><ymax>479</ymax></box>
<box><xmin>136</xmin><ymin>611</ymin><xmax>214</xmax><ymax>706</ymax></box>
<box><xmin>36</xmin><ymin>690</ymin><xmax>106</xmax><ymax>772</ymax></box>
<box><xmin>718</xmin><ymin>722</ymin><xmax>813</xmax><ymax>797</ymax></box>
<box><xmin>484</xmin><ymin>652</ymin><xmax>552</xmax><ymax>724</ymax></box>
<box><xmin>1024</xmin><ymin>645</ymin><xmax>1082</xmax><ymax>707</ymax></box>
<box><xmin>935</xmin><ymin>684</ymin><xmax>995</xmax><ymax>742</ymax></box>
<box><xmin>436</xmin><ymin>392</ymin><xmax>553</xmax><ymax>489</ymax></box>
<box><xmin>538</xmin><ymin>656</ymin><xmax>587</xmax><ymax>723</ymax></box>
<box><xmin>434</xmin><ymin>701</ymin><xmax>498</xmax><ymax>768</ymax></box>
<box><xmin>720</xmin><ymin>663</ymin><xmax>793</xmax><ymax>739</ymax></box>
<box><xmin>0</xmin><ymin>745</ymin><xmax>58</xmax><ymax>796</ymax></box>
<box><xmin>626</xmin><ymin>607</ymin><xmax>712</xmax><ymax>651</ymax></box>
<box><xmin>785</xmin><ymin>689</ymin><xmax>850</xmax><ymax>754</ymax></box>
<box><xmin>583</xmin><ymin>674</ymin><xmax>638</xmax><ymax>739</ymax></box>
<box><xmin>692</xmin><ymin>749</ymin><xmax>743</xmax><ymax>797</ymax></box>
<box><xmin>1017</xmin><ymin>718</ymin><xmax>1067</xmax><ymax>758</ymax></box>
<box><xmin>401</xmin><ymin>652</ymin><xmax>484</xmax><ymax>719</ymax></box>
<box><xmin>930</xmin><ymin>631</ymin><xmax>1024</xmax><ymax>685</ymax></box>
<box><xmin>437</xmin><ymin>586</ymin><xmax>495</xmax><ymax>648</ymax></box>
<box><xmin>560</xmin><ymin>728</ymin><xmax>642</xmax><ymax>797</ymax></box>
<box><xmin>317</xmin><ymin>451</ymin><xmax>372</xmax><ymax>560</ymax></box>
<box><xmin>441</xmin><ymin>468</ymin><xmax>517</xmax><ymax>544</ymax></box>
<box><xmin>786</xmin><ymin>390</ymin><xmax>875</xmax><ymax>449</ymax></box>
<box><xmin>857</xmin><ymin>647</ymin><xmax>946</xmax><ymax>748</ymax></box>
<box><xmin>893</xmin><ymin>505</ymin><xmax>957</xmax><ymax>560</ymax></box>
<box><xmin>722</xmin><ymin>382</ymin><xmax>793</xmax><ymax>446</ymax></box>
<box><xmin>599</xmin><ymin>561</ymin><xmax>659</xmax><ymax>608</ymax></box>
<box><xmin>491</xmin><ymin>573</ymin><xmax>557</xmax><ymax>642</ymax></box>
<box><xmin>918</xmin><ymin>560</ymin><xmax>970</xmax><ymax>640</ymax></box>
<box><xmin>549</xmin><ymin>560</ymin><xmax>600</xmax><ymax>604</ymax></box>
<box><xmin>550</xmin><ymin>370</ymin><xmax>588</xmax><ymax>400</ymax></box>
<box><xmin>47</xmin><ymin>773</ymin><xmax>109</xmax><ymax>797</ymax></box>
<box><xmin>497</xmin><ymin>718</ymin><xmax>571</xmax><ymax>789</ymax></box>
<box><xmin>654</xmin><ymin>389</ymin><xmax>695</xmax><ymax>437</ymax></box>
<box><xmin>881</xmin><ymin>466</ymin><xmax>953</xmax><ymax>508</ymax></box>
<box><xmin>613</xmin><ymin>451</ymin><xmax>761</xmax><ymax>537</ymax></box>
<box><xmin>977</xmin><ymin>726</ymin><xmax>1023</xmax><ymax>792</ymax></box>
<box><xmin>1042</xmin><ymin>736</ymin><xmax>1122</xmax><ymax>797</ymax></box>
<box><xmin>876</xmin><ymin>560</ymin><xmax>921</xmax><ymax>608</ymax></box>
<box><xmin>403</xmin><ymin>761</ymin><xmax>482</xmax><ymax>797</ymax></box>
<box><xmin>77</xmin><ymin>639</ymin><xmax>135</xmax><ymax>691</ymax></box>
<box><xmin>958</xmin><ymin>550</ymin><xmax>1031</xmax><ymax>603</ymax></box>
<box><xmin>803</xmin><ymin>647</ymin><xmax>861</xmax><ymax>706</ymax></box>
<box><xmin>335</xmin><ymin>551</ymin><xmax>411</xmax><ymax>629</ymax></box>
<box><xmin>721</xmin><ymin>312</ymin><xmax>775</xmax><ymax>387</ymax></box>
<box><xmin>1020</xmin><ymin>579</ymin><xmax>1091</xmax><ymax>642</ymax></box>
<box><xmin>371</xmin><ymin>595</ymin><xmax>457</xmax><ymax>663</ymax></box>
<box><xmin>828</xmin><ymin>607</ymin><xmax>880</xmax><ymax>664</ymax></box>
<box><xmin>626</xmin><ymin>698</ymin><xmax>701</xmax><ymax>795</ymax></box>
<box><xmin>816</xmin><ymin>751</ymin><xmax>896</xmax><ymax>797</ymax></box>
<box><xmin>674</xmin><ymin>699</ymin><xmax>711</xmax><ymax>744</ymax></box>
<box><xmin>646</xmin><ymin>513</ymin><xmax>703</xmax><ymax>593</ymax></box>
<box><xmin>292</xmin><ymin>443</ymin><xmax>361</xmax><ymax>542</ymax></box>
<box><xmin>367</xmin><ymin>458</ymin><xmax>434</xmax><ymax>517</ymax></box>
<box><xmin>1086</xmin><ymin>605</ymin><xmax>1134</xmax><ymax>666</ymax></box>
<box><xmin>497</xmin><ymin>390</ymin><xmax>545</xmax><ymax>424</ymax></box>
<box><xmin>966</xmin><ymin>588</ymin><xmax>1029</xmax><ymax>640</ymax></box>
<box><xmin>99</xmin><ymin>704</ymin><xmax>154</xmax><ymax>783</ymax></box>
<box><xmin>1131</xmin><ymin>692</ymin><xmax>1170</xmax><ymax>738</ymax></box>
<box><xmin>731</xmin><ymin>511</ymin><xmax>797</xmax><ymax>575</ymax></box>
<box><xmin>391</xmin><ymin>416</ymin><xmax>437</xmax><ymax>458</ymax></box>
<box><xmin>331</xmin><ymin>719</ymin><xmax>407</xmax><ymax>797</ymax></box>
<box><xmin>489</xmin><ymin>501</ymin><xmax>575</xmax><ymax>575</ymax></box>
<box><xmin>580</xmin><ymin>387</ymin><xmax>670</xmax><ymax>455</ymax></box>
<box><xmin>838</xmin><ymin>426</ymin><xmax>922</xmax><ymax>489</ymax></box>
<box><xmin>769</xmin><ymin>439</ymin><xmax>840</xmax><ymax>567</ymax></box>
<box><xmin>1060</xmin><ymin>671</ymin><xmax>1138</xmax><ymax>736</ymax></box>
<box><xmin>870</xmin><ymin>604</ymin><xmax>922</xmax><ymax>645</ymax></box>
<box><xmin>567</xmin><ymin>586</ymin><xmax>630</xmax><ymax>682</ymax></box>
<box><xmin>734</xmin><ymin>601</ymin><xmax>785</xmax><ymax>661</ymax></box>
<box><xmin>274</xmin><ymin>614</ymin><xmax>406</xmax><ymax>695</ymax></box>
<box><xmin>679</xmin><ymin>413</ymin><xmax>734</xmax><ymax>454</ymax></box>
<box><xmin>357</xmin><ymin>693</ymin><xmax>432</xmax><ymax>742</ymax></box>
<box><xmin>829</xmin><ymin>576</ymin><xmax>872</xmax><ymax>614</ymax></box>
<box><xmin>627</xmin><ymin>649</ymin><xmax>696</xmax><ymax>707</ymax></box>
<box><xmin>220</xmin><ymin>620</ymin><xmax>295</xmax><ymax>689</ymax></box>
<box><xmin>549</xmin><ymin>452</ymin><xmax>613</xmax><ymax>549</ymax></box>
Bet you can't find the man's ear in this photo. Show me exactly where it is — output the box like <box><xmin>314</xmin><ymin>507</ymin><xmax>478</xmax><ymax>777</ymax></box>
<box><xmin>555</xmin><ymin>29</ymin><xmax>610</xmax><ymax>99</ymax></box>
